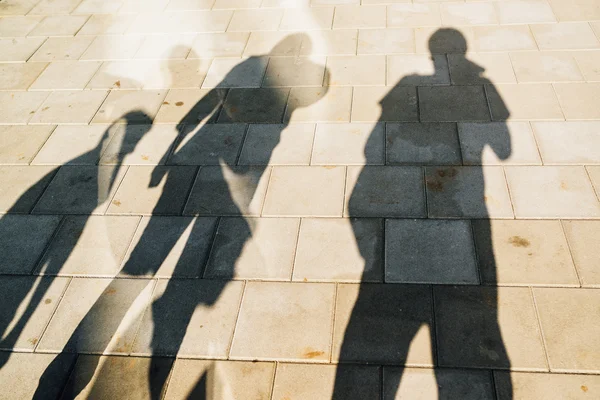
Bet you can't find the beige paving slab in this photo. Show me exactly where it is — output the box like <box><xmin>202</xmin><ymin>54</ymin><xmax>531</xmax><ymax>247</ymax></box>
<box><xmin>128</xmin><ymin>10</ymin><xmax>233</xmax><ymax>34</ymax></box>
<box><xmin>495</xmin><ymin>371</ymin><xmax>600</xmax><ymax>400</ymax></box>
<box><xmin>154</xmin><ymin>89</ymin><xmax>215</xmax><ymax>123</ymax></box>
<box><xmin>333</xmin><ymin>5</ymin><xmax>386</xmax><ymax>29</ymax></box>
<box><xmin>573</xmin><ymin>51</ymin><xmax>600</xmax><ymax>82</ymax></box>
<box><xmin>30</xmin><ymin>36</ymin><xmax>94</xmax><ymax>62</ymax></box>
<box><xmin>474</xmin><ymin>219</ymin><xmax>579</xmax><ymax>286</ymax></box>
<box><xmin>0</xmin><ymin>165</ymin><xmax>55</xmax><ymax>213</ymax></box>
<box><xmin>562</xmin><ymin>220</ymin><xmax>600</xmax><ymax>287</ymax></box>
<box><xmin>532</xmin><ymin>22</ymin><xmax>600</xmax><ymax>50</ymax></box>
<box><xmin>165</xmin><ymin>360</ymin><xmax>275</xmax><ymax>400</ymax></box>
<box><xmin>85</xmin><ymin>60</ymin><xmax>149</xmax><ymax>90</ymax></box>
<box><xmin>230</xmin><ymin>281</ymin><xmax>335</xmax><ymax>362</ymax></box>
<box><xmin>415</xmin><ymin>26</ymin><xmax>475</xmax><ymax>54</ymax></box>
<box><xmin>589</xmin><ymin>166</ymin><xmax>600</xmax><ymax>196</ymax></box>
<box><xmin>387</xmin><ymin>4</ymin><xmax>441</xmax><ymax>28</ymax></box>
<box><xmin>533</xmin><ymin>121</ymin><xmax>600</xmax><ymax>164</ymax></box>
<box><xmin>213</xmin><ymin>0</ymin><xmax>260</xmax><ymax>9</ymax></box>
<box><xmin>0</xmin><ymin>91</ymin><xmax>49</xmax><ymax>124</ymax></box>
<box><xmin>77</xmin><ymin>14</ymin><xmax>135</xmax><ymax>35</ymax></box>
<box><xmin>0</xmin><ymin>37</ymin><xmax>46</xmax><ymax>62</ymax></box>
<box><xmin>203</xmin><ymin>57</ymin><xmax>267</xmax><ymax>88</ymax></box>
<box><xmin>419</xmin><ymin>85</ymin><xmax>490</xmax><ymax>122</ymax></box>
<box><xmin>357</xmin><ymin>28</ymin><xmax>414</xmax><ymax>55</ymax></box>
<box><xmin>293</xmin><ymin>217</ymin><xmax>383</xmax><ymax>282</ymax></box>
<box><xmin>0</xmin><ymin>15</ymin><xmax>42</xmax><ymax>37</ymax></box>
<box><xmin>487</xmin><ymin>84</ymin><xmax>563</xmax><ymax>121</ymax></box>
<box><xmin>449</xmin><ymin>53</ymin><xmax>516</xmax><ymax>84</ymax></box>
<box><xmin>458</xmin><ymin>122</ymin><xmax>541</xmax><ymax>165</ymax></box>
<box><xmin>279</xmin><ymin>6</ymin><xmax>334</xmax><ymax>31</ymax></box>
<box><xmin>0</xmin><ymin>125</ymin><xmax>54</xmax><ymax>164</ymax></box>
<box><xmin>74</xmin><ymin>0</ymin><xmax>125</xmax><ymax>15</ymax></box>
<box><xmin>473</xmin><ymin>26</ymin><xmax>537</xmax><ymax>52</ymax></box>
<box><xmin>440</xmin><ymin>2</ymin><xmax>498</xmax><ymax>26</ymax></box>
<box><xmin>32</xmin><ymin>124</ymin><xmax>110</xmax><ymax>165</ymax></box>
<box><xmin>144</xmin><ymin>59</ymin><xmax>212</xmax><ymax>89</ymax></box>
<box><xmin>29</xmin><ymin>60</ymin><xmax>101</xmax><ymax>90</ymax></box>
<box><xmin>243</xmin><ymin>31</ymin><xmax>303</xmax><ymax>57</ymax></box>
<box><xmin>133</xmin><ymin>34</ymin><xmax>195</xmax><ymax>60</ymax></box>
<box><xmin>238</xmin><ymin>123</ymin><xmax>315</xmax><ymax>165</ymax></box>
<box><xmin>80</xmin><ymin>35</ymin><xmax>144</xmax><ymax>61</ymax></box>
<box><xmin>30</xmin><ymin>90</ymin><xmax>108</xmax><ymax>125</ymax></box>
<box><xmin>99</xmin><ymin>124</ymin><xmax>178</xmax><ymax>165</ymax></box>
<box><xmin>311</xmin><ymin>0</ymin><xmax>358</xmax><ymax>5</ymax></box>
<box><xmin>263</xmin><ymin>56</ymin><xmax>326</xmax><ymax>87</ymax></box>
<box><xmin>286</xmin><ymin>86</ymin><xmax>352</xmax><ymax>122</ymax></box>
<box><xmin>510</xmin><ymin>52</ymin><xmax>583</xmax><ymax>83</ymax></box>
<box><xmin>505</xmin><ymin>166</ymin><xmax>600</xmax><ymax>218</ymax></box>
<box><xmin>227</xmin><ymin>9</ymin><xmax>283</xmax><ymax>31</ymax></box>
<box><xmin>548</xmin><ymin>0</ymin><xmax>600</xmax><ymax>22</ymax></box>
<box><xmin>386</xmin><ymin>122</ymin><xmax>461</xmax><ymax>165</ymax></box>
<box><xmin>0</xmin><ymin>62</ymin><xmax>47</xmax><ymax>90</ymax></box>
<box><xmin>387</xmin><ymin>54</ymin><xmax>450</xmax><ymax>86</ymax></box>
<box><xmin>311</xmin><ymin>122</ymin><xmax>384</xmax><ymax>165</ymax></box>
<box><xmin>300</xmin><ymin>29</ymin><xmax>358</xmax><ymax>56</ymax></box>
<box><xmin>205</xmin><ymin>217</ymin><xmax>299</xmax><ymax>280</ymax></box>
<box><xmin>92</xmin><ymin>89</ymin><xmax>167</xmax><ymax>124</ymax></box>
<box><xmin>326</xmin><ymin>55</ymin><xmax>385</xmax><ymax>86</ymax></box>
<box><xmin>0</xmin><ymin>0</ymin><xmax>38</xmax><ymax>16</ymax></box>
<box><xmin>352</xmin><ymin>86</ymin><xmax>418</xmax><ymax>122</ymax></box>
<box><xmin>262</xmin><ymin>166</ymin><xmax>345</xmax><ymax>216</ymax></box>
<box><xmin>190</xmin><ymin>32</ymin><xmax>249</xmax><ymax>58</ymax></box>
<box><xmin>29</xmin><ymin>0</ymin><xmax>82</xmax><ymax>15</ymax></box>
<box><xmin>534</xmin><ymin>288</ymin><xmax>600</xmax><ymax>372</ymax></box>
<box><xmin>495</xmin><ymin>0</ymin><xmax>556</xmax><ymax>24</ymax></box>
<box><xmin>28</xmin><ymin>15</ymin><xmax>89</xmax><ymax>37</ymax></box>
<box><xmin>554</xmin><ymin>83</ymin><xmax>600</xmax><ymax>120</ymax></box>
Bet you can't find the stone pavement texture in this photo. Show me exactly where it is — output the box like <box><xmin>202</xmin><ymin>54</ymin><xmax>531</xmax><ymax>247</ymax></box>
<box><xmin>1</xmin><ymin>0</ymin><xmax>600</xmax><ymax>398</ymax></box>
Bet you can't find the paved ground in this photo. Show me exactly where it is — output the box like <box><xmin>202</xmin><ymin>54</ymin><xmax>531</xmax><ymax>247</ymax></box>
<box><xmin>1</xmin><ymin>0</ymin><xmax>600</xmax><ymax>399</ymax></box>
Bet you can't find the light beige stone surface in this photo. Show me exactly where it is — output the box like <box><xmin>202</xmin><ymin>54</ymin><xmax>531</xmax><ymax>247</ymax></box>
<box><xmin>562</xmin><ymin>220</ymin><xmax>600</xmax><ymax>287</ymax></box>
<box><xmin>311</xmin><ymin>123</ymin><xmax>384</xmax><ymax>165</ymax></box>
<box><xmin>30</xmin><ymin>90</ymin><xmax>108</xmax><ymax>124</ymax></box>
<box><xmin>0</xmin><ymin>125</ymin><xmax>54</xmax><ymax>164</ymax></box>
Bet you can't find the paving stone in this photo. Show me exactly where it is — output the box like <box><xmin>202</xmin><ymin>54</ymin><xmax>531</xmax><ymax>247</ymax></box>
<box><xmin>531</xmin><ymin>22</ymin><xmax>600</xmax><ymax>50</ymax></box>
<box><xmin>0</xmin><ymin>165</ymin><xmax>55</xmax><ymax>213</ymax></box>
<box><xmin>262</xmin><ymin>166</ymin><xmax>345</xmax><ymax>217</ymax></box>
<box><xmin>496</xmin><ymin>0</ymin><xmax>557</xmax><ymax>24</ymax></box>
<box><xmin>285</xmin><ymin>87</ymin><xmax>352</xmax><ymax>122</ymax></box>
<box><xmin>129</xmin><ymin>10</ymin><xmax>233</xmax><ymax>34</ymax></box>
<box><xmin>263</xmin><ymin>56</ymin><xmax>326</xmax><ymax>87</ymax></box>
<box><xmin>415</xmin><ymin>26</ymin><xmax>475</xmax><ymax>54</ymax></box>
<box><xmin>154</xmin><ymin>89</ymin><xmax>221</xmax><ymax>123</ymax></box>
<box><xmin>143</xmin><ymin>59</ymin><xmax>211</xmax><ymax>89</ymax></box>
<box><xmin>120</xmin><ymin>216</ymin><xmax>216</xmax><ymax>278</ymax></box>
<box><xmin>28</xmin><ymin>15</ymin><xmax>88</xmax><ymax>37</ymax></box>
<box><xmin>227</xmin><ymin>9</ymin><xmax>283</xmax><ymax>31</ymax></box>
<box><xmin>326</xmin><ymin>55</ymin><xmax>385</xmax><ymax>86</ymax></box>
<box><xmin>132</xmin><ymin>280</ymin><xmax>243</xmax><ymax>357</ymax></box>
<box><xmin>30</xmin><ymin>37</ymin><xmax>94</xmax><ymax>62</ymax></box>
<box><xmin>554</xmin><ymin>83</ymin><xmax>600</xmax><ymax>120</ymax></box>
<box><xmin>311</xmin><ymin>0</ymin><xmax>357</xmax><ymax>5</ymax></box>
<box><xmin>0</xmin><ymin>37</ymin><xmax>45</xmax><ymax>62</ymax></box>
<box><xmin>589</xmin><ymin>166</ymin><xmax>600</xmax><ymax>195</ymax></box>
<box><xmin>384</xmin><ymin>368</ymin><xmax>495</xmax><ymax>400</ymax></box>
<box><xmin>419</xmin><ymin>86</ymin><xmax>490</xmax><ymax>122</ymax></box>
<box><xmin>85</xmin><ymin>60</ymin><xmax>150</xmax><ymax>90</ymax></box>
<box><xmin>425</xmin><ymin>166</ymin><xmax>513</xmax><ymax>218</ymax></box>
<box><xmin>352</xmin><ymin>86</ymin><xmax>418</xmax><ymax>122</ymax></box>
<box><xmin>99</xmin><ymin>124</ymin><xmax>178</xmax><ymax>165</ymax></box>
<box><xmin>386</xmin><ymin>122</ymin><xmax>461</xmax><ymax>165</ymax></box>
<box><xmin>30</xmin><ymin>90</ymin><xmax>108</xmax><ymax>125</ymax></box>
<box><xmin>533</xmin><ymin>121</ymin><xmax>600</xmax><ymax>164</ymax></box>
<box><xmin>573</xmin><ymin>50</ymin><xmax>600</xmax><ymax>81</ymax></box>
<box><xmin>74</xmin><ymin>0</ymin><xmax>125</xmax><ymax>15</ymax></box>
<box><xmin>0</xmin><ymin>62</ymin><xmax>47</xmax><ymax>90</ymax></box>
<box><xmin>272</xmin><ymin>363</ymin><xmax>380</xmax><ymax>400</ymax></box>
<box><xmin>238</xmin><ymin>123</ymin><xmax>315</xmax><ymax>165</ymax></box>
<box><xmin>206</xmin><ymin>217</ymin><xmax>299</xmax><ymax>280</ymax></box>
<box><xmin>387</xmin><ymin>4</ymin><xmax>441</xmax><ymax>27</ymax></box>
<box><xmin>312</xmin><ymin>123</ymin><xmax>384</xmax><ymax>165</ymax></box>
<box><xmin>510</xmin><ymin>52</ymin><xmax>583</xmax><ymax>83</ymax></box>
<box><xmin>474</xmin><ymin>219</ymin><xmax>579</xmax><ymax>286</ymax></box>
<box><xmin>230</xmin><ymin>281</ymin><xmax>334</xmax><ymax>362</ymax></box>
<box><xmin>487</xmin><ymin>84</ymin><xmax>563</xmax><ymax>121</ymax></box>
<box><xmin>0</xmin><ymin>125</ymin><xmax>54</xmax><ymax>164</ymax></box>
<box><xmin>279</xmin><ymin>7</ymin><xmax>334</xmax><ymax>31</ymax></box>
<box><xmin>549</xmin><ymin>0</ymin><xmax>600</xmax><ymax>22</ymax></box>
<box><xmin>165</xmin><ymin>360</ymin><xmax>275</xmax><ymax>400</ymax></box>
<box><xmin>300</xmin><ymin>30</ymin><xmax>357</xmax><ymax>56</ymax></box>
<box><xmin>165</xmin><ymin>0</ymin><xmax>216</xmax><ymax>10</ymax></box>
<box><xmin>202</xmin><ymin>57</ymin><xmax>267</xmax><ymax>88</ymax></box>
<box><xmin>387</xmin><ymin>54</ymin><xmax>450</xmax><ymax>86</ymax></box>
<box><xmin>243</xmin><ymin>31</ymin><xmax>303</xmax><ymax>57</ymax></box>
<box><xmin>293</xmin><ymin>218</ymin><xmax>383</xmax><ymax>282</ymax></box>
<box><xmin>505</xmin><ymin>166</ymin><xmax>600</xmax><ymax>218</ymax></box>
<box><xmin>0</xmin><ymin>91</ymin><xmax>49</xmax><ymax>124</ymax></box>
<box><xmin>458</xmin><ymin>122</ymin><xmax>541</xmax><ymax>165</ymax></box>
<box><xmin>168</xmin><ymin>124</ymin><xmax>245</xmax><ymax>165</ymax></box>
<box><xmin>219</xmin><ymin>88</ymin><xmax>289</xmax><ymax>123</ymax></box>
<box><xmin>213</xmin><ymin>0</ymin><xmax>260</xmax><ymax>8</ymax></box>
<box><xmin>448</xmin><ymin>53</ymin><xmax>516</xmax><ymax>84</ymax></box>
<box><xmin>440</xmin><ymin>2</ymin><xmax>498</xmax><ymax>26</ymax></box>
<box><xmin>0</xmin><ymin>353</ymin><xmax>76</xmax><ymax>400</ymax></box>
<box><xmin>333</xmin><ymin>283</ymin><xmax>434</xmax><ymax>365</ymax></box>
<box><xmin>29</xmin><ymin>0</ymin><xmax>82</xmax><ymax>14</ymax></box>
<box><xmin>434</xmin><ymin>286</ymin><xmax>547</xmax><ymax>370</ymax></box>
<box><xmin>333</xmin><ymin>5</ymin><xmax>386</xmax><ymax>29</ymax></box>
<box><xmin>534</xmin><ymin>288</ymin><xmax>600</xmax><ymax>372</ymax></box>
<box><xmin>184</xmin><ymin>165</ymin><xmax>270</xmax><ymax>216</ymax></box>
<box><xmin>80</xmin><ymin>35</ymin><xmax>144</xmax><ymax>60</ymax></box>
<box><xmin>495</xmin><ymin>371</ymin><xmax>600</xmax><ymax>400</ymax></box>
<box><xmin>61</xmin><ymin>355</ymin><xmax>173</xmax><ymax>400</ymax></box>
<box><xmin>92</xmin><ymin>90</ymin><xmax>167</xmax><ymax>124</ymax></box>
<box><xmin>0</xmin><ymin>0</ymin><xmax>38</xmax><ymax>16</ymax></box>
<box><xmin>119</xmin><ymin>0</ymin><xmax>170</xmax><ymax>13</ymax></box>
<box><xmin>77</xmin><ymin>14</ymin><xmax>135</xmax><ymax>35</ymax></box>
<box><xmin>133</xmin><ymin>34</ymin><xmax>195</xmax><ymax>59</ymax></box>
<box><xmin>357</xmin><ymin>28</ymin><xmax>414</xmax><ymax>55</ymax></box>
<box><xmin>563</xmin><ymin>220</ymin><xmax>600</xmax><ymax>287</ymax></box>
<box><xmin>473</xmin><ymin>26</ymin><xmax>537</xmax><ymax>52</ymax></box>
<box><xmin>0</xmin><ymin>16</ymin><xmax>42</xmax><ymax>36</ymax></box>
<box><xmin>29</xmin><ymin>60</ymin><xmax>101</xmax><ymax>90</ymax></box>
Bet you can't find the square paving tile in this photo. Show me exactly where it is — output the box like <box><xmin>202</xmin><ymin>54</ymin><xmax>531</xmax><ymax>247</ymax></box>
<box><xmin>0</xmin><ymin>62</ymin><xmax>47</xmax><ymax>90</ymax></box>
<box><xmin>238</xmin><ymin>123</ymin><xmax>315</xmax><ymax>165</ymax></box>
<box><xmin>0</xmin><ymin>165</ymin><xmax>56</xmax><ymax>213</ymax></box>
<box><xmin>474</xmin><ymin>219</ymin><xmax>579</xmax><ymax>286</ymax></box>
<box><xmin>505</xmin><ymin>166</ymin><xmax>600</xmax><ymax>218</ymax></box>
<box><xmin>92</xmin><ymin>90</ymin><xmax>167</xmax><ymax>124</ymax></box>
<box><xmin>386</xmin><ymin>219</ymin><xmax>478</xmax><ymax>284</ymax></box>
<box><xmin>312</xmin><ymin>123</ymin><xmax>384</xmax><ymax>165</ymax></box>
<box><xmin>29</xmin><ymin>61</ymin><xmax>102</xmax><ymax>90</ymax></box>
<box><xmin>419</xmin><ymin>86</ymin><xmax>490</xmax><ymax>122</ymax></box>
<box><xmin>533</xmin><ymin>288</ymin><xmax>600</xmax><ymax>372</ymax></box>
<box><xmin>531</xmin><ymin>22</ymin><xmax>600</xmax><ymax>50</ymax></box>
<box><xmin>218</xmin><ymin>88</ymin><xmax>289</xmax><ymax>123</ymax></box>
<box><xmin>387</xmin><ymin>55</ymin><xmax>450</xmax><ymax>86</ymax></box>
<box><xmin>554</xmin><ymin>83</ymin><xmax>600</xmax><ymax>120</ymax></box>
<box><xmin>168</xmin><ymin>124</ymin><xmax>246</xmax><ymax>165</ymax></box>
<box><xmin>230</xmin><ymin>281</ymin><xmax>334</xmax><ymax>362</ymax></box>
<box><xmin>285</xmin><ymin>87</ymin><xmax>352</xmax><ymax>123</ymax></box>
<box><xmin>132</xmin><ymin>280</ymin><xmax>243</xmax><ymax>358</ymax></box>
<box><xmin>30</xmin><ymin>90</ymin><xmax>108</xmax><ymax>125</ymax></box>
<box><xmin>0</xmin><ymin>125</ymin><xmax>54</xmax><ymax>164</ymax></box>
<box><xmin>30</xmin><ymin>37</ymin><xmax>94</xmax><ymax>62</ymax></box>
<box><xmin>533</xmin><ymin>121</ymin><xmax>600</xmax><ymax>164</ymax></box>
<box><xmin>263</xmin><ymin>56</ymin><xmax>326</xmax><ymax>87</ymax></box>
<box><xmin>262</xmin><ymin>166</ymin><xmax>345</xmax><ymax>217</ymax></box>
<box><xmin>326</xmin><ymin>56</ymin><xmax>385</xmax><ymax>86</ymax></box>
<box><xmin>333</xmin><ymin>283</ymin><xmax>434</xmax><ymax>365</ymax></box>
<box><xmin>205</xmin><ymin>217</ymin><xmax>299</xmax><ymax>280</ymax></box>
<box><xmin>0</xmin><ymin>91</ymin><xmax>49</xmax><ymax>124</ymax></box>
<box><xmin>494</xmin><ymin>371</ymin><xmax>600</xmax><ymax>400</ymax></box>
<box><xmin>293</xmin><ymin>218</ymin><xmax>383</xmax><ymax>282</ymax></box>
<box><xmin>562</xmin><ymin>220</ymin><xmax>600</xmax><ymax>287</ymax></box>
<box><xmin>351</xmin><ymin>86</ymin><xmax>418</xmax><ymax>122</ymax></box>
<box><xmin>386</xmin><ymin>122</ymin><xmax>461</xmax><ymax>165</ymax></box>
<box><xmin>434</xmin><ymin>286</ymin><xmax>547</xmax><ymax>370</ymax></box>
<box><xmin>0</xmin><ymin>37</ymin><xmax>46</xmax><ymax>62</ymax></box>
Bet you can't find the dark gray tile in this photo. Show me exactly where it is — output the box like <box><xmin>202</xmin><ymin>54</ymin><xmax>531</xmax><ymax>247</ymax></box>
<box><xmin>168</xmin><ymin>124</ymin><xmax>246</xmax><ymax>165</ymax></box>
<box><xmin>419</xmin><ymin>86</ymin><xmax>491</xmax><ymax>122</ymax></box>
<box><xmin>386</xmin><ymin>123</ymin><xmax>461</xmax><ymax>165</ymax></box>
<box><xmin>218</xmin><ymin>88</ymin><xmax>289</xmax><ymax>123</ymax></box>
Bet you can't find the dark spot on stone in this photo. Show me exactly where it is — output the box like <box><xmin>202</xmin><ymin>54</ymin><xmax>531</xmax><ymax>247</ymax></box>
<box><xmin>508</xmin><ymin>236</ymin><xmax>530</xmax><ymax>248</ymax></box>
<box><xmin>112</xmin><ymin>200</ymin><xmax>121</xmax><ymax>206</ymax></box>
<box><xmin>28</xmin><ymin>338</ymin><xmax>38</xmax><ymax>345</ymax></box>
<box><xmin>44</xmin><ymin>298</ymin><xmax>52</xmax><ymax>304</ymax></box>
<box><xmin>163</xmin><ymin>101</ymin><xmax>170</xmax><ymax>105</ymax></box>
<box><xmin>581</xmin><ymin>385</ymin><xmax>588</xmax><ymax>392</ymax></box>
<box><xmin>114</xmin><ymin>80</ymin><xmax>121</xmax><ymax>88</ymax></box>
<box><xmin>426</xmin><ymin>178</ymin><xmax>444</xmax><ymax>192</ymax></box>
<box><xmin>175</xmin><ymin>101</ymin><xmax>184</xmax><ymax>106</ymax></box>
<box><xmin>42</xmin><ymin>107</ymin><xmax>49</xmax><ymax>111</ymax></box>
<box><xmin>436</xmin><ymin>167</ymin><xmax>457</xmax><ymax>178</ymax></box>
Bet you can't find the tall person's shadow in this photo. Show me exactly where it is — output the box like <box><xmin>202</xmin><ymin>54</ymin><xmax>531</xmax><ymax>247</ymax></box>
<box><xmin>334</xmin><ymin>28</ymin><xmax>513</xmax><ymax>399</ymax></box>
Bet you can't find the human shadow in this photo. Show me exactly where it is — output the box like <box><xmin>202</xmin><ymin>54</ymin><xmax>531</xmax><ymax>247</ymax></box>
<box><xmin>333</xmin><ymin>28</ymin><xmax>513</xmax><ymax>399</ymax></box>
<box><xmin>42</xmin><ymin>34</ymin><xmax>329</xmax><ymax>399</ymax></box>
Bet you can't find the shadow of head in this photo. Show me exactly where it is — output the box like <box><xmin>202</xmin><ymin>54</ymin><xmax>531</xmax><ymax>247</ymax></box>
<box><xmin>271</xmin><ymin>32</ymin><xmax>308</xmax><ymax>56</ymax></box>
<box><xmin>106</xmin><ymin>110</ymin><xmax>153</xmax><ymax>161</ymax></box>
<box><xmin>428</xmin><ymin>28</ymin><xmax>469</xmax><ymax>55</ymax></box>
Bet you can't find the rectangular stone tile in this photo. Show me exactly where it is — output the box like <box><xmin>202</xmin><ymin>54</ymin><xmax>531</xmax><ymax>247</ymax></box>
<box><xmin>505</xmin><ymin>166</ymin><xmax>600</xmax><ymax>218</ymax></box>
<box><xmin>386</xmin><ymin>219</ymin><xmax>478</xmax><ymax>284</ymax></box>
<box><xmin>554</xmin><ymin>83</ymin><xmax>600</xmax><ymax>120</ymax></box>
<box><xmin>589</xmin><ymin>166</ymin><xmax>600</xmax><ymax>196</ymax></box>
<box><xmin>333</xmin><ymin>5</ymin><xmax>386</xmax><ymax>29</ymax></box>
<box><xmin>0</xmin><ymin>0</ymin><xmax>37</xmax><ymax>15</ymax></box>
<box><xmin>37</xmin><ymin>278</ymin><xmax>154</xmax><ymax>353</ymax></box>
<box><xmin>30</xmin><ymin>90</ymin><xmax>108</xmax><ymax>125</ymax></box>
<box><xmin>262</xmin><ymin>166</ymin><xmax>345</xmax><ymax>216</ymax></box>
<box><xmin>132</xmin><ymin>280</ymin><xmax>243</xmax><ymax>358</ymax></box>
<box><xmin>0</xmin><ymin>91</ymin><xmax>49</xmax><ymax>124</ymax></box>
<box><xmin>531</xmin><ymin>22</ymin><xmax>600</xmax><ymax>50</ymax></box>
<box><xmin>272</xmin><ymin>363</ymin><xmax>380</xmax><ymax>400</ymax></box>
<box><xmin>154</xmin><ymin>89</ymin><xmax>219</xmax><ymax>123</ymax></box>
<box><xmin>184</xmin><ymin>165</ymin><xmax>270</xmax><ymax>216</ymax></box>
<box><xmin>73</xmin><ymin>0</ymin><xmax>124</xmax><ymax>13</ymax></box>
<box><xmin>311</xmin><ymin>0</ymin><xmax>358</xmax><ymax>5</ymax></box>
<box><xmin>495</xmin><ymin>371</ymin><xmax>600</xmax><ymax>400</ymax></box>
<box><xmin>28</xmin><ymin>15</ymin><xmax>88</xmax><ymax>37</ymax></box>
<box><xmin>202</xmin><ymin>57</ymin><xmax>267</xmax><ymax>88</ymax></box>
<box><xmin>120</xmin><ymin>216</ymin><xmax>216</xmax><ymax>278</ymax></box>
<box><xmin>29</xmin><ymin>0</ymin><xmax>81</xmax><ymax>14</ymax></box>
<box><xmin>30</xmin><ymin>37</ymin><xmax>94</xmax><ymax>62</ymax></box>
<box><xmin>119</xmin><ymin>0</ymin><xmax>169</xmax><ymax>13</ymax></box>
<box><xmin>386</xmin><ymin>122</ymin><xmax>461</xmax><ymax>165</ymax></box>
<box><xmin>458</xmin><ymin>122</ymin><xmax>541</xmax><ymax>165</ymax></box>
<box><xmin>419</xmin><ymin>86</ymin><xmax>490</xmax><ymax>122</ymax></box>
<box><xmin>85</xmin><ymin>60</ymin><xmax>150</xmax><ymax>90</ymax></box>
<box><xmin>92</xmin><ymin>90</ymin><xmax>167</xmax><ymax>124</ymax></box>
<box><xmin>533</xmin><ymin>121</ymin><xmax>600</xmax><ymax>164</ymax></box>
<box><xmin>0</xmin><ymin>62</ymin><xmax>47</xmax><ymax>90</ymax></box>
<box><xmin>534</xmin><ymin>288</ymin><xmax>600</xmax><ymax>372</ymax></box>
<box><xmin>326</xmin><ymin>55</ymin><xmax>385</xmax><ymax>86</ymax></box>
<box><xmin>0</xmin><ymin>165</ymin><xmax>55</xmax><ymax>213</ymax></box>
<box><xmin>230</xmin><ymin>281</ymin><xmax>334</xmax><ymax>362</ymax></box>
<box><xmin>168</xmin><ymin>124</ymin><xmax>245</xmax><ymax>165</ymax></box>
<box><xmin>312</xmin><ymin>123</ymin><xmax>384</xmax><ymax>165</ymax></box>
<box><xmin>384</xmin><ymin>368</ymin><xmax>495</xmax><ymax>400</ymax></box>
<box><xmin>387</xmin><ymin>4</ymin><xmax>440</xmax><ymax>27</ymax></box>
<box><xmin>486</xmin><ymin>84</ymin><xmax>563</xmax><ymax>121</ymax></box>
<box><xmin>29</xmin><ymin>60</ymin><xmax>101</xmax><ymax>90</ymax></box>
<box><xmin>227</xmin><ymin>9</ymin><xmax>283</xmax><ymax>31</ymax></box>
<box><xmin>0</xmin><ymin>353</ymin><xmax>76</xmax><ymax>400</ymax></box>
<box><xmin>77</xmin><ymin>14</ymin><xmax>135</xmax><ymax>35</ymax></box>
<box><xmin>0</xmin><ymin>37</ymin><xmax>45</xmax><ymax>62</ymax></box>
<box><xmin>415</xmin><ymin>26</ymin><xmax>475</xmax><ymax>54</ymax></box>
<box><xmin>285</xmin><ymin>87</ymin><xmax>352</xmax><ymax>122</ymax></box>
<box><xmin>474</xmin><ymin>219</ymin><xmax>579</xmax><ymax>286</ymax></box>
<box><xmin>129</xmin><ymin>11</ymin><xmax>233</xmax><ymax>34</ymax></box>
<box><xmin>300</xmin><ymin>30</ymin><xmax>357</xmax><ymax>56</ymax></box>
<box><xmin>562</xmin><ymin>220</ymin><xmax>600</xmax><ymax>287</ymax></box>
<box><xmin>279</xmin><ymin>7</ymin><xmax>334</xmax><ymax>31</ymax></box>
<box><xmin>387</xmin><ymin>54</ymin><xmax>450</xmax><ymax>86</ymax></box>
<box><xmin>0</xmin><ymin>125</ymin><xmax>54</xmax><ymax>164</ymax></box>
<box><xmin>263</xmin><ymin>56</ymin><xmax>326</xmax><ymax>87</ymax></box>
<box><xmin>0</xmin><ymin>16</ymin><xmax>42</xmax><ymax>37</ymax></box>
<box><xmin>293</xmin><ymin>218</ymin><xmax>383</xmax><ymax>282</ymax></box>
<box><xmin>573</xmin><ymin>51</ymin><xmax>600</xmax><ymax>81</ymax></box>
<box><xmin>213</xmin><ymin>0</ymin><xmax>260</xmax><ymax>8</ymax></box>
<box><xmin>549</xmin><ymin>0</ymin><xmax>600</xmax><ymax>22</ymax></box>
<box><xmin>435</xmin><ymin>286</ymin><xmax>546</xmax><ymax>370</ymax></box>
<box><xmin>449</xmin><ymin>53</ymin><xmax>516</xmax><ymax>84</ymax></box>
<box><xmin>133</xmin><ymin>34</ymin><xmax>195</xmax><ymax>60</ymax></box>
<box><xmin>165</xmin><ymin>360</ymin><xmax>275</xmax><ymax>400</ymax></box>
<box><xmin>357</xmin><ymin>28</ymin><xmax>414</xmax><ymax>55</ymax></box>
<box><xmin>143</xmin><ymin>59</ymin><xmax>211</xmax><ymax>89</ymax></box>
<box><xmin>333</xmin><ymin>283</ymin><xmax>434</xmax><ymax>365</ymax></box>
<box><xmin>510</xmin><ymin>52</ymin><xmax>583</xmax><ymax>83</ymax></box>
<box><xmin>80</xmin><ymin>35</ymin><xmax>144</xmax><ymax>60</ymax></box>
<box><xmin>238</xmin><ymin>123</ymin><xmax>315</xmax><ymax>165</ymax></box>
<box><xmin>205</xmin><ymin>217</ymin><xmax>298</xmax><ymax>280</ymax></box>
<box><xmin>352</xmin><ymin>86</ymin><xmax>418</xmax><ymax>122</ymax></box>
<box><xmin>218</xmin><ymin>88</ymin><xmax>289</xmax><ymax>123</ymax></box>
<box><xmin>440</xmin><ymin>2</ymin><xmax>498</xmax><ymax>25</ymax></box>
<box><xmin>473</xmin><ymin>26</ymin><xmax>537</xmax><ymax>52</ymax></box>
<box><xmin>496</xmin><ymin>0</ymin><xmax>556</xmax><ymax>24</ymax></box>
<box><xmin>426</xmin><ymin>166</ymin><xmax>513</xmax><ymax>218</ymax></box>
<box><xmin>243</xmin><ymin>31</ymin><xmax>302</xmax><ymax>57</ymax></box>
